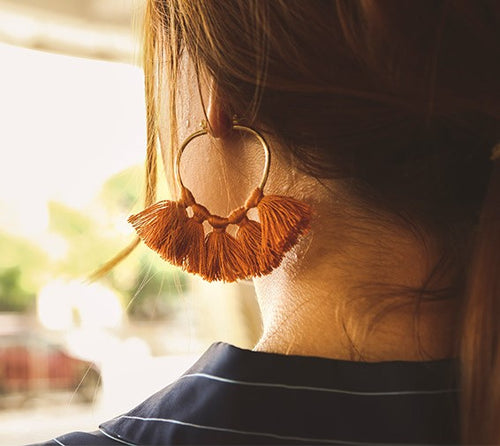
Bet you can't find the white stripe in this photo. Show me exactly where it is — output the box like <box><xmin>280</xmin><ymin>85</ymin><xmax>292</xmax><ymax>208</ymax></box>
<box><xmin>118</xmin><ymin>415</ymin><xmax>381</xmax><ymax>445</ymax></box>
<box><xmin>179</xmin><ymin>372</ymin><xmax>458</xmax><ymax>396</ymax></box>
<box><xmin>53</xmin><ymin>440</ymin><xmax>65</xmax><ymax>446</ymax></box>
<box><xmin>98</xmin><ymin>428</ymin><xmax>138</xmax><ymax>446</ymax></box>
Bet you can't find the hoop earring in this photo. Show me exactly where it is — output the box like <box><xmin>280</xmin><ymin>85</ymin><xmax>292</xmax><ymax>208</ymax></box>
<box><xmin>128</xmin><ymin>119</ymin><xmax>313</xmax><ymax>282</ymax></box>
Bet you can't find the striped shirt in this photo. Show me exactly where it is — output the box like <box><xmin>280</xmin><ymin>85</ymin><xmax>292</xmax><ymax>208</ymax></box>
<box><xmin>31</xmin><ymin>342</ymin><xmax>460</xmax><ymax>445</ymax></box>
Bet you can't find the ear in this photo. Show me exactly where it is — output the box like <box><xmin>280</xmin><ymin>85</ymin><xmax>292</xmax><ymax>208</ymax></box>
<box><xmin>206</xmin><ymin>80</ymin><xmax>232</xmax><ymax>138</ymax></box>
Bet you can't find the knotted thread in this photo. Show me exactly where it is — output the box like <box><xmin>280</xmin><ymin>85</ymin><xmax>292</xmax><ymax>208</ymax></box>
<box><xmin>128</xmin><ymin>185</ymin><xmax>313</xmax><ymax>282</ymax></box>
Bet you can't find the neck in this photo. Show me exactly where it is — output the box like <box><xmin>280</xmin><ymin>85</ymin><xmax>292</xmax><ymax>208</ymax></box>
<box><xmin>252</xmin><ymin>193</ymin><xmax>459</xmax><ymax>362</ymax></box>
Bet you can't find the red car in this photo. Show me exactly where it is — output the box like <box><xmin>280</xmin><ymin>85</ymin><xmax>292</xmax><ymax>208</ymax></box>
<box><xmin>0</xmin><ymin>331</ymin><xmax>101</xmax><ymax>404</ymax></box>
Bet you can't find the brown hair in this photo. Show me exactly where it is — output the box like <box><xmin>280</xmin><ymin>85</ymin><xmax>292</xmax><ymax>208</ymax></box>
<box><xmin>97</xmin><ymin>0</ymin><xmax>500</xmax><ymax>442</ymax></box>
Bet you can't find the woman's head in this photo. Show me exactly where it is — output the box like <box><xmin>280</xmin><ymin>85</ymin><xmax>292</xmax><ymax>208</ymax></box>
<box><xmin>146</xmin><ymin>0</ymin><xmax>498</xmax><ymax>235</ymax></box>
<box><xmin>144</xmin><ymin>0</ymin><xmax>499</xmax><ymax>318</ymax></box>
<box><xmin>141</xmin><ymin>1</ymin><xmax>500</xmax><ymax>442</ymax></box>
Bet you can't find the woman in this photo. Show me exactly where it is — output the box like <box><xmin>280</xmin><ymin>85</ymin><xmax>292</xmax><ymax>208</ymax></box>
<box><xmin>32</xmin><ymin>0</ymin><xmax>499</xmax><ymax>444</ymax></box>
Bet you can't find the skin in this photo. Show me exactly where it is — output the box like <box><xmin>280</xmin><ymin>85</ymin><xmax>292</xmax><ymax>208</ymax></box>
<box><xmin>159</xmin><ymin>59</ymin><xmax>458</xmax><ymax>362</ymax></box>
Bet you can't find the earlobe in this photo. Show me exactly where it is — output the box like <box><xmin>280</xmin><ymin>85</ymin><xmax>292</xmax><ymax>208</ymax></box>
<box><xmin>206</xmin><ymin>81</ymin><xmax>232</xmax><ymax>138</ymax></box>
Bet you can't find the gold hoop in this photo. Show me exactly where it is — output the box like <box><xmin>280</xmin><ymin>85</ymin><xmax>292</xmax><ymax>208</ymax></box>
<box><xmin>174</xmin><ymin>119</ymin><xmax>271</xmax><ymax>193</ymax></box>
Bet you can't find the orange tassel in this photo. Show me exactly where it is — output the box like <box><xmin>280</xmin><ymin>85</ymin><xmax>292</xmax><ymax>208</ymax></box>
<box><xmin>204</xmin><ymin>230</ymin><xmax>247</xmax><ymax>282</ymax></box>
<box><xmin>246</xmin><ymin>187</ymin><xmax>312</xmax><ymax>255</ymax></box>
<box><xmin>236</xmin><ymin>216</ymin><xmax>281</xmax><ymax>276</ymax></box>
<box><xmin>204</xmin><ymin>215</ymin><xmax>248</xmax><ymax>282</ymax></box>
<box><xmin>128</xmin><ymin>188</ymin><xmax>209</xmax><ymax>269</ymax></box>
<box><xmin>181</xmin><ymin>203</ymin><xmax>208</xmax><ymax>274</ymax></box>
<box><xmin>128</xmin><ymin>200</ymin><xmax>189</xmax><ymax>266</ymax></box>
<box><xmin>258</xmin><ymin>193</ymin><xmax>312</xmax><ymax>253</ymax></box>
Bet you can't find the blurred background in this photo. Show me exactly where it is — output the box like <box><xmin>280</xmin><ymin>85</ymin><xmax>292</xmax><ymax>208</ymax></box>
<box><xmin>0</xmin><ymin>0</ymin><xmax>262</xmax><ymax>443</ymax></box>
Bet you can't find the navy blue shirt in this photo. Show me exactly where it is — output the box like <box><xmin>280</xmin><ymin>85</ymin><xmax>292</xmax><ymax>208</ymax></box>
<box><xmin>31</xmin><ymin>342</ymin><xmax>460</xmax><ymax>445</ymax></box>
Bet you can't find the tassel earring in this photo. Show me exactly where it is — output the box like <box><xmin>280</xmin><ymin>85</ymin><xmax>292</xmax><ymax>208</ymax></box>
<box><xmin>128</xmin><ymin>119</ymin><xmax>313</xmax><ymax>282</ymax></box>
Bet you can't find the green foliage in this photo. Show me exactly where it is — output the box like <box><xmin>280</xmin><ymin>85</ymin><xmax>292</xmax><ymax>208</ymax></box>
<box><xmin>0</xmin><ymin>267</ymin><xmax>34</xmax><ymax>311</ymax></box>
<box><xmin>99</xmin><ymin>164</ymin><xmax>143</xmax><ymax>213</ymax></box>
<box><xmin>0</xmin><ymin>232</ymin><xmax>48</xmax><ymax>311</ymax></box>
<box><xmin>0</xmin><ymin>231</ymin><xmax>49</xmax><ymax>296</ymax></box>
<box><xmin>48</xmin><ymin>202</ymin><xmax>93</xmax><ymax>237</ymax></box>
<box><xmin>120</xmin><ymin>250</ymin><xmax>188</xmax><ymax>320</ymax></box>
<box><xmin>47</xmin><ymin>200</ymin><xmax>120</xmax><ymax>277</ymax></box>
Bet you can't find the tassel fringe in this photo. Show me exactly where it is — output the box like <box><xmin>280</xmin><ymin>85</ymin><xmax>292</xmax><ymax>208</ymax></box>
<box><xmin>128</xmin><ymin>187</ymin><xmax>312</xmax><ymax>282</ymax></box>
<box><xmin>236</xmin><ymin>216</ymin><xmax>281</xmax><ymax>276</ymax></box>
<box><xmin>128</xmin><ymin>200</ymin><xmax>188</xmax><ymax>265</ymax></box>
<box><xmin>257</xmin><ymin>193</ymin><xmax>313</xmax><ymax>254</ymax></box>
<box><xmin>205</xmin><ymin>229</ymin><xmax>247</xmax><ymax>282</ymax></box>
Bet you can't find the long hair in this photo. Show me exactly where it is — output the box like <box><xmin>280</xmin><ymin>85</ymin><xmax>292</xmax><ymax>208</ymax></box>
<box><xmin>101</xmin><ymin>1</ymin><xmax>499</xmax><ymax>442</ymax></box>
